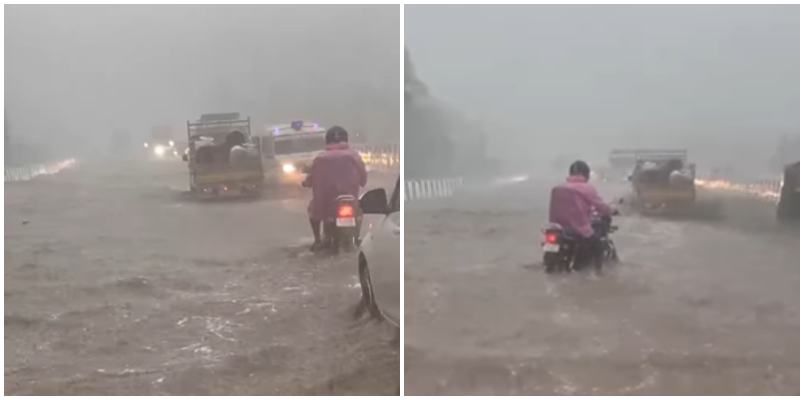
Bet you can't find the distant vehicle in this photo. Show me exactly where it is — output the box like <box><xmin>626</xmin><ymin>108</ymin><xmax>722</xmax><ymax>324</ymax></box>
<box><xmin>355</xmin><ymin>177</ymin><xmax>400</xmax><ymax>328</ymax></box>
<box><xmin>182</xmin><ymin>114</ymin><xmax>265</xmax><ymax>197</ymax></box>
<box><xmin>144</xmin><ymin>125</ymin><xmax>180</xmax><ymax>159</ymax></box>
<box><xmin>777</xmin><ymin>161</ymin><xmax>799</xmax><ymax>223</ymax></box>
<box><xmin>610</xmin><ymin>148</ymin><xmax>688</xmax><ymax>176</ymax></box>
<box><xmin>199</xmin><ymin>112</ymin><xmax>242</xmax><ymax>122</ymax></box>
<box><xmin>257</xmin><ymin>120</ymin><xmax>327</xmax><ymax>176</ymax></box>
<box><xmin>624</xmin><ymin>149</ymin><xmax>697</xmax><ymax>214</ymax></box>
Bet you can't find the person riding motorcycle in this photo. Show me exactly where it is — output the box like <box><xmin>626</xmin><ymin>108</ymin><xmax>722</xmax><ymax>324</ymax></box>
<box><xmin>302</xmin><ymin>126</ymin><xmax>368</xmax><ymax>251</ymax></box>
<box><xmin>548</xmin><ymin>160</ymin><xmax>614</xmax><ymax>272</ymax></box>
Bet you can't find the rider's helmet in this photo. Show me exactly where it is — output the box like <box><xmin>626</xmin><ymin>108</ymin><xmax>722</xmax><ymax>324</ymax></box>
<box><xmin>569</xmin><ymin>160</ymin><xmax>591</xmax><ymax>181</ymax></box>
<box><xmin>325</xmin><ymin>126</ymin><xmax>349</xmax><ymax>145</ymax></box>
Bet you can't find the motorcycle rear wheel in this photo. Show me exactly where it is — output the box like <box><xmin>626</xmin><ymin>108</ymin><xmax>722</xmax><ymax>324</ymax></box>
<box><xmin>543</xmin><ymin>253</ymin><xmax>570</xmax><ymax>274</ymax></box>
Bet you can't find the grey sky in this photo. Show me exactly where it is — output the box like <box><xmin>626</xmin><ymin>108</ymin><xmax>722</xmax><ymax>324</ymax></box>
<box><xmin>6</xmin><ymin>5</ymin><xmax>399</xmax><ymax>155</ymax></box>
<box><xmin>405</xmin><ymin>5</ymin><xmax>799</xmax><ymax>168</ymax></box>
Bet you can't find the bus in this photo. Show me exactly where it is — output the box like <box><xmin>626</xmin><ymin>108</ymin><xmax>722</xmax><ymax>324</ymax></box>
<box><xmin>258</xmin><ymin>120</ymin><xmax>327</xmax><ymax>175</ymax></box>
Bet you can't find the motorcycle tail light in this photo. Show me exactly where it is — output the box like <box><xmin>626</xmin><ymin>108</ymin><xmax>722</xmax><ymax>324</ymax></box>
<box><xmin>338</xmin><ymin>205</ymin><xmax>354</xmax><ymax>218</ymax></box>
<box><xmin>544</xmin><ymin>233</ymin><xmax>559</xmax><ymax>244</ymax></box>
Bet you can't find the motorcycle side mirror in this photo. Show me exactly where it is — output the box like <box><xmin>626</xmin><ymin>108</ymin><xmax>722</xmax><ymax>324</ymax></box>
<box><xmin>182</xmin><ymin>154</ymin><xmax>188</xmax><ymax>162</ymax></box>
<box><xmin>360</xmin><ymin>188</ymin><xmax>389</xmax><ymax>215</ymax></box>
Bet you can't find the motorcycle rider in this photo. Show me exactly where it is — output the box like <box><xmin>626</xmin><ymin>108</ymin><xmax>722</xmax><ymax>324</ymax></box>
<box><xmin>548</xmin><ymin>160</ymin><xmax>614</xmax><ymax>273</ymax></box>
<box><xmin>303</xmin><ymin>126</ymin><xmax>368</xmax><ymax>251</ymax></box>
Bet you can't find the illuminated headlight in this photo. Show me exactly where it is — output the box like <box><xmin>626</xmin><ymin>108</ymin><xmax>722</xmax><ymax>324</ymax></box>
<box><xmin>169</xmin><ymin>140</ymin><xmax>175</xmax><ymax>147</ymax></box>
<box><xmin>173</xmin><ymin>150</ymin><xmax>179</xmax><ymax>156</ymax></box>
<box><xmin>282</xmin><ymin>163</ymin><xmax>295</xmax><ymax>173</ymax></box>
<box><xmin>154</xmin><ymin>145</ymin><xmax>166</xmax><ymax>156</ymax></box>
<box><xmin>143</xmin><ymin>142</ymin><xmax>149</xmax><ymax>148</ymax></box>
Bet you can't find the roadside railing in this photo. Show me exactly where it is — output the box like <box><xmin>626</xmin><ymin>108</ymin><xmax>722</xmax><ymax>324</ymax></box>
<box><xmin>404</xmin><ymin>177</ymin><xmax>465</xmax><ymax>202</ymax></box>
<box><xmin>4</xmin><ymin>159</ymin><xmax>76</xmax><ymax>182</ymax></box>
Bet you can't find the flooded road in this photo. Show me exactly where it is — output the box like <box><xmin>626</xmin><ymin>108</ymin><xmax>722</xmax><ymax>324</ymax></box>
<box><xmin>404</xmin><ymin>174</ymin><xmax>798</xmax><ymax>395</ymax></box>
<box><xmin>5</xmin><ymin>159</ymin><xmax>399</xmax><ymax>395</ymax></box>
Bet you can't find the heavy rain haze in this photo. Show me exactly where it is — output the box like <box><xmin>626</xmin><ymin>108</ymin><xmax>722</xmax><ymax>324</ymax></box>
<box><xmin>405</xmin><ymin>5</ymin><xmax>799</xmax><ymax>175</ymax></box>
<box><xmin>5</xmin><ymin>5</ymin><xmax>400</xmax><ymax>395</ymax></box>
<box><xmin>5</xmin><ymin>5</ymin><xmax>399</xmax><ymax>162</ymax></box>
<box><xmin>404</xmin><ymin>6</ymin><xmax>798</xmax><ymax>396</ymax></box>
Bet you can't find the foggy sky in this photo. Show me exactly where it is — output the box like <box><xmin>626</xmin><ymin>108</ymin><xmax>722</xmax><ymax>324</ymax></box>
<box><xmin>6</xmin><ymin>5</ymin><xmax>399</xmax><ymax>156</ymax></box>
<box><xmin>405</xmin><ymin>5</ymin><xmax>799</xmax><ymax>169</ymax></box>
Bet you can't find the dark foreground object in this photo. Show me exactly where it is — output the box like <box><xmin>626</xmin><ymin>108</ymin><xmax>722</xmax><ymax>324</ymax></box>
<box><xmin>776</xmin><ymin>161</ymin><xmax>799</xmax><ymax>223</ymax></box>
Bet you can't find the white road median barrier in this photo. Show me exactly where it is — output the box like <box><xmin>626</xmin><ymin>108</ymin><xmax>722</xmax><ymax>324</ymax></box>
<box><xmin>405</xmin><ymin>178</ymin><xmax>465</xmax><ymax>201</ymax></box>
<box><xmin>4</xmin><ymin>159</ymin><xmax>76</xmax><ymax>182</ymax></box>
<box><xmin>354</xmin><ymin>143</ymin><xmax>399</xmax><ymax>173</ymax></box>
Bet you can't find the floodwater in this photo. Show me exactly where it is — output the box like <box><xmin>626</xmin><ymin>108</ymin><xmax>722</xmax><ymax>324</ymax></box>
<box><xmin>405</xmin><ymin>173</ymin><xmax>798</xmax><ymax>395</ymax></box>
<box><xmin>5</xmin><ymin>159</ymin><xmax>399</xmax><ymax>395</ymax></box>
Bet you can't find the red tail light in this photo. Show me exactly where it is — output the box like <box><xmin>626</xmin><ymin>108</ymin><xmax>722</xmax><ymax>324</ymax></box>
<box><xmin>338</xmin><ymin>205</ymin><xmax>354</xmax><ymax>218</ymax></box>
<box><xmin>544</xmin><ymin>233</ymin><xmax>558</xmax><ymax>244</ymax></box>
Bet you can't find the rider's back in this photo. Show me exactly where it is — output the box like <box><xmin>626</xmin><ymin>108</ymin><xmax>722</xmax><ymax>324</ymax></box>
<box><xmin>308</xmin><ymin>143</ymin><xmax>367</xmax><ymax>219</ymax></box>
<box><xmin>549</xmin><ymin>176</ymin><xmax>604</xmax><ymax>238</ymax></box>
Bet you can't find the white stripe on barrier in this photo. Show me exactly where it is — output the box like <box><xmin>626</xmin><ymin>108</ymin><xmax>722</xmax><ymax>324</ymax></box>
<box><xmin>405</xmin><ymin>177</ymin><xmax>465</xmax><ymax>201</ymax></box>
<box><xmin>4</xmin><ymin>159</ymin><xmax>76</xmax><ymax>183</ymax></box>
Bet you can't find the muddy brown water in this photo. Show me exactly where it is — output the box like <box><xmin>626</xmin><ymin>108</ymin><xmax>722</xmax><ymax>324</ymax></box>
<box><xmin>5</xmin><ymin>160</ymin><xmax>399</xmax><ymax>395</ymax></box>
<box><xmin>404</xmin><ymin>175</ymin><xmax>798</xmax><ymax>395</ymax></box>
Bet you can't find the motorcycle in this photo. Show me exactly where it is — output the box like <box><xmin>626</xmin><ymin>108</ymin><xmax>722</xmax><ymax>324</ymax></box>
<box><xmin>322</xmin><ymin>194</ymin><xmax>363</xmax><ymax>253</ymax></box>
<box><xmin>301</xmin><ymin>166</ymin><xmax>362</xmax><ymax>254</ymax></box>
<box><xmin>542</xmin><ymin>202</ymin><xmax>622</xmax><ymax>274</ymax></box>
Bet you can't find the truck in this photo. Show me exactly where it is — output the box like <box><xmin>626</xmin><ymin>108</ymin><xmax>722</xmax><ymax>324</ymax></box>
<box><xmin>182</xmin><ymin>113</ymin><xmax>265</xmax><ymax>197</ymax></box>
<box><xmin>610</xmin><ymin>148</ymin><xmax>688</xmax><ymax>171</ymax></box>
<box><xmin>624</xmin><ymin>149</ymin><xmax>697</xmax><ymax>214</ymax></box>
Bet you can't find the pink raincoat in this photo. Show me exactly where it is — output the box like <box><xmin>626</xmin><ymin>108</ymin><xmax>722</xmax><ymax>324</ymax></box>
<box><xmin>548</xmin><ymin>175</ymin><xmax>612</xmax><ymax>238</ymax></box>
<box><xmin>304</xmin><ymin>143</ymin><xmax>368</xmax><ymax>221</ymax></box>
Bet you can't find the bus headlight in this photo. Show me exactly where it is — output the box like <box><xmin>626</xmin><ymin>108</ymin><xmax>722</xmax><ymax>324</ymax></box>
<box><xmin>282</xmin><ymin>163</ymin><xmax>295</xmax><ymax>173</ymax></box>
<box><xmin>154</xmin><ymin>145</ymin><xmax>166</xmax><ymax>157</ymax></box>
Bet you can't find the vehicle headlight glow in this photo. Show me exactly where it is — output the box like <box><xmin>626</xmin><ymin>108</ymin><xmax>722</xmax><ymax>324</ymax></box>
<box><xmin>173</xmin><ymin>150</ymin><xmax>179</xmax><ymax>156</ymax></box>
<box><xmin>282</xmin><ymin>163</ymin><xmax>295</xmax><ymax>173</ymax></box>
<box><xmin>144</xmin><ymin>142</ymin><xmax>149</xmax><ymax>148</ymax></box>
<box><xmin>154</xmin><ymin>145</ymin><xmax>166</xmax><ymax>156</ymax></box>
